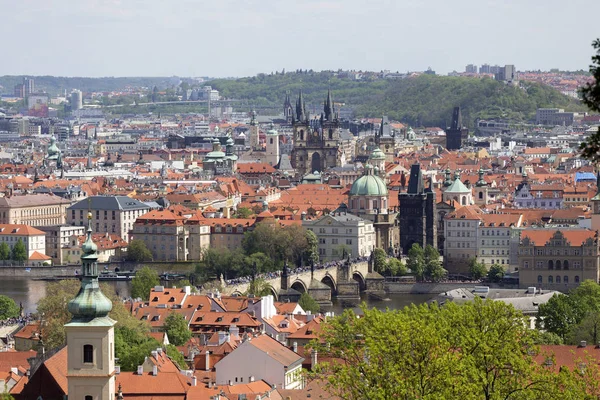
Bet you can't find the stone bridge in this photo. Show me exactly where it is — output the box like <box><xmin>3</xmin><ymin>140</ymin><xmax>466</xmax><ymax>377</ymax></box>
<box><xmin>223</xmin><ymin>261</ymin><xmax>384</xmax><ymax>306</ymax></box>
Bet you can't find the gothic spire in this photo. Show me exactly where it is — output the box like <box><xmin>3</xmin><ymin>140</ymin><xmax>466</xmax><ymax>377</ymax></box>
<box><xmin>324</xmin><ymin>89</ymin><xmax>334</xmax><ymax>121</ymax></box>
<box><xmin>296</xmin><ymin>90</ymin><xmax>307</xmax><ymax>123</ymax></box>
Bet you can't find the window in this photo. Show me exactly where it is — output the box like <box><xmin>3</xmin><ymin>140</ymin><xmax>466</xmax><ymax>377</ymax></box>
<box><xmin>548</xmin><ymin>276</ymin><xmax>554</xmax><ymax>284</ymax></box>
<box><xmin>83</xmin><ymin>344</ymin><xmax>93</xmax><ymax>363</ymax></box>
<box><xmin>538</xmin><ymin>275</ymin><xmax>543</xmax><ymax>284</ymax></box>
<box><xmin>85</xmin><ymin>396</ymin><xmax>93</xmax><ymax>400</ymax></box>
<box><xmin>564</xmin><ymin>276</ymin><xmax>569</xmax><ymax>284</ymax></box>
<box><xmin>548</xmin><ymin>260</ymin><xmax>554</xmax><ymax>270</ymax></box>
<box><xmin>563</xmin><ymin>260</ymin><xmax>569</xmax><ymax>270</ymax></box>
<box><xmin>556</xmin><ymin>276</ymin><xmax>561</xmax><ymax>284</ymax></box>
<box><xmin>524</xmin><ymin>261</ymin><xmax>529</xmax><ymax>269</ymax></box>
<box><xmin>575</xmin><ymin>276</ymin><xmax>580</xmax><ymax>283</ymax></box>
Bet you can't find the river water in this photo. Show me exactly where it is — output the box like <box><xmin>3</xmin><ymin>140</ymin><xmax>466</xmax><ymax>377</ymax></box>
<box><xmin>0</xmin><ymin>277</ymin><xmax>434</xmax><ymax>315</ymax></box>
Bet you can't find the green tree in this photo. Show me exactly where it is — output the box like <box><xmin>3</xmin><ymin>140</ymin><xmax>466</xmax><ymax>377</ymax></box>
<box><xmin>298</xmin><ymin>292</ymin><xmax>320</xmax><ymax>314</ymax></box>
<box><xmin>537</xmin><ymin>293</ymin><xmax>581</xmax><ymax>341</ymax></box>
<box><xmin>0</xmin><ymin>295</ymin><xmax>19</xmax><ymax>319</ymax></box>
<box><xmin>468</xmin><ymin>257</ymin><xmax>487</xmax><ymax>280</ymax></box>
<box><xmin>537</xmin><ymin>281</ymin><xmax>600</xmax><ymax>344</ymax></box>
<box><xmin>311</xmin><ymin>299</ymin><xmax>564</xmax><ymax>400</ymax></box>
<box><xmin>126</xmin><ymin>239</ymin><xmax>153</xmax><ymax>262</ymax></box>
<box><xmin>579</xmin><ymin>39</ymin><xmax>600</xmax><ymax>163</ymax></box>
<box><xmin>234</xmin><ymin>207</ymin><xmax>253</xmax><ymax>219</ymax></box>
<box><xmin>386</xmin><ymin>258</ymin><xmax>407</xmax><ymax>276</ymax></box>
<box><xmin>11</xmin><ymin>239</ymin><xmax>27</xmax><ymax>262</ymax></box>
<box><xmin>163</xmin><ymin>313</ymin><xmax>192</xmax><ymax>346</ymax></box>
<box><xmin>243</xmin><ymin>252</ymin><xmax>275</xmax><ymax>275</ymax></box>
<box><xmin>406</xmin><ymin>243</ymin><xmax>425</xmax><ymax>281</ymax></box>
<box><xmin>114</xmin><ymin>326</ymin><xmax>160</xmax><ymax>371</ymax></box>
<box><xmin>131</xmin><ymin>266</ymin><xmax>160</xmax><ymax>301</ymax></box>
<box><xmin>1</xmin><ymin>384</ymin><xmax>14</xmax><ymax>400</ymax></box>
<box><xmin>423</xmin><ymin>245</ymin><xmax>445</xmax><ymax>282</ymax></box>
<box><xmin>0</xmin><ymin>243</ymin><xmax>10</xmax><ymax>261</ymax></box>
<box><xmin>244</xmin><ymin>278</ymin><xmax>274</xmax><ymax>297</ymax></box>
<box><xmin>166</xmin><ymin>343</ymin><xmax>187</xmax><ymax>369</ymax></box>
<box><xmin>487</xmin><ymin>264</ymin><xmax>505</xmax><ymax>283</ymax></box>
<box><xmin>372</xmin><ymin>248</ymin><xmax>387</xmax><ymax>274</ymax></box>
<box><xmin>304</xmin><ymin>229</ymin><xmax>319</xmax><ymax>265</ymax></box>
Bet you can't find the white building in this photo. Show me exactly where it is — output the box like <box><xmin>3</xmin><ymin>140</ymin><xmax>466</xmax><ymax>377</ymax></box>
<box><xmin>0</xmin><ymin>224</ymin><xmax>48</xmax><ymax>264</ymax></box>
<box><xmin>478</xmin><ymin>214</ymin><xmax>523</xmax><ymax>271</ymax></box>
<box><xmin>303</xmin><ymin>212</ymin><xmax>376</xmax><ymax>261</ymax></box>
<box><xmin>214</xmin><ymin>334</ymin><xmax>304</xmax><ymax>389</ymax></box>
<box><xmin>444</xmin><ymin>206</ymin><xmax>483</xmax><ymax>274</ymax></box>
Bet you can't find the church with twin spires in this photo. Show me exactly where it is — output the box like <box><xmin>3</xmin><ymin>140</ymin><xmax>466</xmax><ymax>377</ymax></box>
<box><xmin>290</xmin><ymin>90</ymin><xmax>343</xmax><ymax>176</ymax></box>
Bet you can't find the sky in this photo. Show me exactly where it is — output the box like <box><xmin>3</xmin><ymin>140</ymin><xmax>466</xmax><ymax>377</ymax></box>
<box><xmin>1</xmin><ymin>0</ymin><xmax>599</xmax><ymax>78</ymax></box>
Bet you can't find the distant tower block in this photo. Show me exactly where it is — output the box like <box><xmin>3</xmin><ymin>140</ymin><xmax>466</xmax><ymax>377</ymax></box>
<box><xmin>445</xmin><ymin>107</ymin><xmax>468</xmax><ymax>150</ymax></box>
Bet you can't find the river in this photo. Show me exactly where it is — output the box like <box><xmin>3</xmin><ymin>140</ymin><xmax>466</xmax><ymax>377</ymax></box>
<box><xmin>0</xmin><ymin>277</ymin><xmax>434</xmax><ymax>315</ymax></box>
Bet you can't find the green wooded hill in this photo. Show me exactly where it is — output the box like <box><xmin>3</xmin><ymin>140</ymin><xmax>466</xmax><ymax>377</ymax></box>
<box><xmin>207</xmin><ymin>72</ymin><xmax>586</xmax><ymax>129</ymax></box>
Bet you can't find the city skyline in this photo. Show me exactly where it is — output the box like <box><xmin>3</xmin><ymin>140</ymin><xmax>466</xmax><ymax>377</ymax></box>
<box><xmin>0</xmin><ymin>0</ymin><xmax>598</xmax><ymax>78</ymax></box>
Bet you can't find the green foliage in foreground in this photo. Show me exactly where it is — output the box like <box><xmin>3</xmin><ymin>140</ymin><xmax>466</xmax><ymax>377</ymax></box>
<box><xmin>311</xmin><ymin>299</ymin><xmax>598</xmax><ymax>399</ymax></box>
<box><xmin>131</xmin><ymin>266</ymin><xmax>160</xmax><ymax>301</ymax></box>
<box><xmin>538</xmin><ymin>280</ymin><xmax>600</xmax><ymax>344</ymax></box>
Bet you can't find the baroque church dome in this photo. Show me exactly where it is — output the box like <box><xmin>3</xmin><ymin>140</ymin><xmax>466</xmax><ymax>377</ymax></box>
<box><xmin>349</xmin><ymin>165</ymin><xmax>388</xmax><ymax>197</ymax></box>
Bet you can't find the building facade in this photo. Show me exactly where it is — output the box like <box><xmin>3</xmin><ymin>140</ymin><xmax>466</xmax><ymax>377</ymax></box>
<box><xmin>518</xmin><ymin>229</ymin><xmax>599</xmax><ymax>290</ymax></box>
<box><xmin>0</xmin><ymin>194</ymin><xmax>70</xmax><ymax>226</ymax></box>
<box><xmin>303</xmin><ymin>212</ymin><xmax>376</xmax><ymax>261</ymax></box>
<box><xmin>290</xmin><ymin>90</ymin><xmax>342</xmax><ymax>176</ymax></box>
<box><xmin>68</xmin><ymin>196</ymin><xmax>151</xmax><ymax>241</ymax></box>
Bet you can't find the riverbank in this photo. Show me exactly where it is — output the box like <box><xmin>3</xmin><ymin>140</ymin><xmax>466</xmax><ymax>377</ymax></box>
<box><xmin>0</xmin><ymin>265</ymin><xmax>81</xmax><ymax>278</ymax></box>
<box><xmin>385</xmin><ymin>282</ymin><xmax>519</xmax><ymax>294</ymax></box>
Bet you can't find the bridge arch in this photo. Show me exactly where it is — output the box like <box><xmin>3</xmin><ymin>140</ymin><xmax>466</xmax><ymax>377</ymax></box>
<box><xmin>321</xmin><ymin>273</ymin><xmax>337</xmax><ymax>295</ymax></box>
<box><xmin>266</xmin><ymin>286</ymin><xmax>278</xmax><ymax>299</ymax></box>
<box><xmin>291</xmin><ymin>280</ymin><xmax>308</xmax><ymax>293</ymax></box>
<box><xmin>352</xmin><ymin>271</ymin><xmax>366</xmax><ymax>291</ymax></box>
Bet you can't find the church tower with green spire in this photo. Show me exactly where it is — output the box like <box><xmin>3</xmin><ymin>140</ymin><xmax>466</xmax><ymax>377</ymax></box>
<box><xmin>65</xmin><ymin>211</ymin><xmax>116</xmax><ymax>400</ymax></box>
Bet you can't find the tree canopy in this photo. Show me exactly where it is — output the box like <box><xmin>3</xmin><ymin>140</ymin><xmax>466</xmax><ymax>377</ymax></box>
<box><xmin>538</xmin><ymin>280</ymin><xmax>600</xmax><ymax>344</ymax></box>
<box><xmin>126</xmin><ymin>239</ymin><xmax>153</xmax><ymax>262</ymax></box>
<box><xmin>299</xmin><ymin>292</ymin><xmax>320</xmax><ymax>314</ymax></box>
<box><xmin>131</xmin><ymin>266</ymin><xmax>160</xmax><ymax>301</ymax></box>
<box><xmin>468</xmin><ymin>257</ymin><xmax>487</xmax><ymax>280</ymax></box>
<box><xmin>163</xmin><ymin>313</ymin><xmax>192</xmax><ymax>346</ymax></box>
<box><xmin>406</xmin><ymin>243</ymin><xmax>425</xmax><ymax>281</ymax></box>
<box><xmin>0</xmin><ymin>295</ymin><xmax>19</xmax><ymax>320</ymax></box>
<box><xmin>0</xmin><ymin>243</ymin><xmax>10</xmax><ymax>261</ymax></box>
<box><xmin>579</xmin><ymin>38</ymin><xmax>600</xmax><ymax>163</ymax></box>
<box><xmin>311</xmin><ymin>299</ymin><xmax>578</xmax><ymax>399</ymax></box>
<box><xmin>487</xmin><ymin>264</ymin><xmax>505</xmax><ymax>283</ymax></box>
<box><xmin>11</xmin><ymin>239</ymin><xmax>27</xmax><ymax>262</ymax></box>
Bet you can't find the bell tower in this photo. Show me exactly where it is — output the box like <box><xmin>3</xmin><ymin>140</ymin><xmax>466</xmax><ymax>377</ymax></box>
<box><xmin>65</xmin><ymin>211</ymin><xmax>116</xmax><ymax>400</ymax></box>
<box><xmin>291</xmin><ymin>90</ymin><xmax>310</xmax><ymax>173</ymax></box>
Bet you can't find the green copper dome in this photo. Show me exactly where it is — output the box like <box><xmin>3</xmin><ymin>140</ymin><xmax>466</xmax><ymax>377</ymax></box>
<box><xmin>47</xmin><ymin>137</ymin><xmax>60</xmax><ymax>158</ymax></box>
<box><xmin>369</xmin><ymin>148</ymin><xmax>386</xmax><ymax>160</ymax></box>
<box><xmin>349</xmin><ymin>173</ymin><xmax>388</xmax><ymax>197</ymax></box>
<box><xmin>67</xmin><ymin>214</ymin><xmax>113</xmax><ymax>322</ymax></box>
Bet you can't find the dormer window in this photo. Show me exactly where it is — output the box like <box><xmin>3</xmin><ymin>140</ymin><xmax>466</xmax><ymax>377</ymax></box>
<box><xmin>152</xmin><ymin>297</ymin><xmax>159</xmax><ymax>302</ymax></box>
<box><xmin>169</xmin><ymin>297</ymin><xmax>175</xmax><ymax>302</ymax></box>
<box><xmin>216</xmin><ymin>317</ymin><xmax>223</xmax><ymax>322</ymax></box>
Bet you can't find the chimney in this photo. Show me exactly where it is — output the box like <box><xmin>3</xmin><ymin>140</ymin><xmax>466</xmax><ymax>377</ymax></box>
<box><xmin>137</xmin><ymin>365</ymin><xmax>143</xmax><ymax>375</ymax></box>
<box><xmin>151</xmin><ymin>350</ymin><xmax>158</xmax><ymax>359</ymax></box>
<box><xmin>580</xmin><ymin>340</ymin><xmax>587</xmax><ymax>348</ymax></box>
<box><xmin>205</xmin><ymin>350</ymin><xmax>211</xmax><ymax>371</ymax></box>
<box><xmin>152</xmin><ymin>365</ymin><xmax>158</xmax><ymax>376</ymax></box>
<box><xmin>192</xmin><ymin>376</ymin><xmax>197</xmax><ymax>386</ymax></box>
<box><xmin>250</xmin><ymin>376</ymin><xmax>255</xmax><ymax>382</ymax></box>
<box><xmin>218</xmin><ymin>331</ymin><xmax>228</xmax><ymax>345</ymax></box>
<box><xmin>229</xmin><ymin>324</ymin><xmax>240</xmax><ymax>338</ymax></box>
<box><xmin>157</xmin><ymin>347</ymin><xmax>163</xmax><ymax>355</ymax></box>
<box><xmin>115</xmin><ymin>365</ymin><xmax>121</xmax><ymax>374</ymax></box>
<box><xmin>311</xmin><ymin>350</ymin><xmax>318</xmax><ymax>368</ymax></box>
<box><xmin>292</xmin><ymin>342</ymin><xmax>298</xmax><ymax>353</ymax></box>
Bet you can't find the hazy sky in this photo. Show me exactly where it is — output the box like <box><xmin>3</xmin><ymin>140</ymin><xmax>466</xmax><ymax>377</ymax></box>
<box><xmin>1</xmin><ymin>0</ymin><xmax>599</xmax><ymax>78</ymax></box>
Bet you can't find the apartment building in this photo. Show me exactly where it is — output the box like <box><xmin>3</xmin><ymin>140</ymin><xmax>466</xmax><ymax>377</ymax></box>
<box><xmin>518</xmin><ymin>229</ymin><xmax>599</xmax><ymax>290</ymax></box>
<box><xmin>302</xmin><ymin>212</ymin><xmax>375</xmax><ymax>261</ymax></box>
<box><xmin>0</xmin><ymin>194</ymin><xmax>70</xmax><ymax>226</ymax></box>
<box><xmin>0</xmin><ymin>224</ymin><xmax>50</xmax><ymax>265</ymax></box>
<box><xmin>478</xmin><ymin>214</ymin><xmax>523</xmax><ymax>271</ymax></box>
<box><xmin>36</xmin><ymin>225</ymin><xmax>86</xmax><ymax>265</ymax></box>
<box><xmin>444</xmin><ymin>206</ymin><xmax>483</xmax><ymax>274</ymax></box>
<box><xmin>132</xmin><ymin>210</ymin><xmax>189</xmax><ymax>261</ymax></box>
<box><xmin>67</xmin><ymin>196</ymin><xmax>152</xmax><ymax>241</ymax></box>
